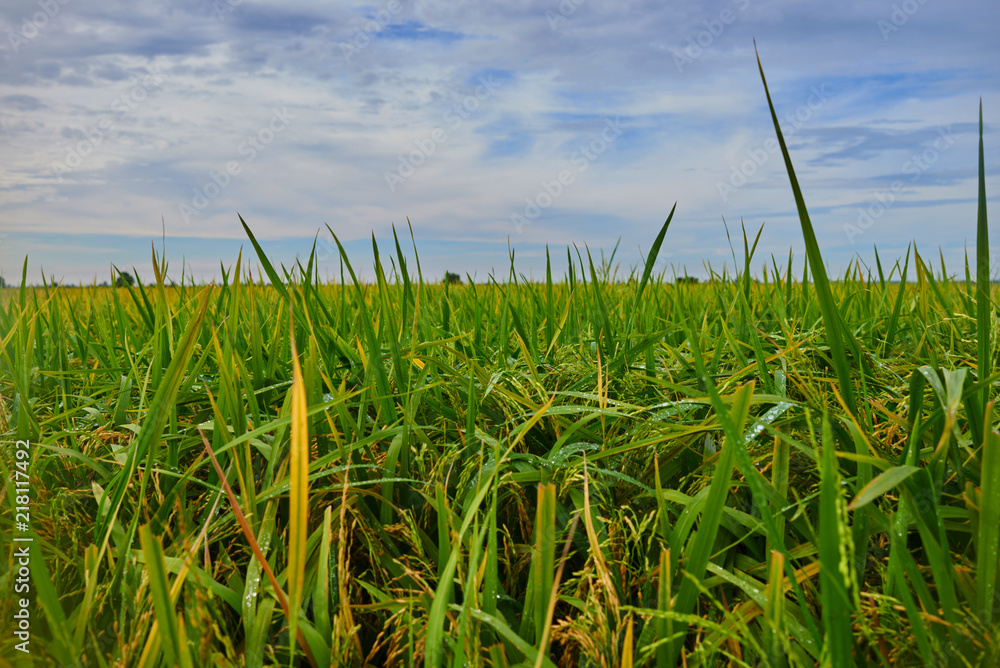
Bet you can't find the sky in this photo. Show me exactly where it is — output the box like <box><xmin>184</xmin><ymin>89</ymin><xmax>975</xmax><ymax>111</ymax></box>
<box><xmin>0</xmin><ymin>0</ymin><xmax>998</xmax><ymax>285</ymax></box>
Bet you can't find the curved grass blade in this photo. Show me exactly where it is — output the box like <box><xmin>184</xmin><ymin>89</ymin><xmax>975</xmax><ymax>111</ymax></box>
<box><xmin>976</xmin><ymin>101</ymin><xmax>991</xmax><ymax>408</ymax></box>
<box><xmin>755</xmin><ymin>44</ymin><xmax>859</xmax><ymax>416</ymax></box>
<box><xmin>847</xmin><ymin>465</ymin><xmax>919</xmax><ymax>512</ymax></box>
<box><xmin>240</xmin><ymin>213</ymin><xmax>289</xmax><ymax>302</ymax></box>
<box><xmin>631</xmin><ymin>204</ymin><xmax>677</xmax><ymax>326</ymax></box>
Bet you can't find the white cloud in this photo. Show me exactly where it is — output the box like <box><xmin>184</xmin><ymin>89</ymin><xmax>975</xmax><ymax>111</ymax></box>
<box><xmin>0</xmin><ymin>0</ymin><xmax>997</xmax><ymax>283</ymax></box>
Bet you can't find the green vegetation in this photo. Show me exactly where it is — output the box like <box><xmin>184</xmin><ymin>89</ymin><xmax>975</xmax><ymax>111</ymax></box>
<box><xmin>0</xmin><ymin>60</ymin><xmax>996</xmax><ymax>667</ymax></box>
<box><xmin>115</xmin><ymin>271</ymin><xmax>136</xmax><ymax>289</ymax></box>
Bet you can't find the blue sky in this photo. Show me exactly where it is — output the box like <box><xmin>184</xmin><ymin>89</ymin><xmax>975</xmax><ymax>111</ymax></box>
<box><xmin>0</xmin><ymin>0</ymin><xmax>997</xmax><ymax>284</ymax></box>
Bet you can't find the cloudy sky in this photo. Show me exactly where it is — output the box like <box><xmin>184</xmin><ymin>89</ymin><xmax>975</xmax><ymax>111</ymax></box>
<box><xmin>0</xmin><ymin>0</ymin><xmax>997</xmax><ymax>285</ymax></box>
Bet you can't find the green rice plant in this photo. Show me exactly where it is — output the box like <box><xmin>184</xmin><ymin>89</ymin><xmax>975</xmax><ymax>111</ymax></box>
<box><xmin>664</xmin><ymin>353</ymin><xmax>754</xmax><ymax>664</ymax></box>
<box><xmin>976</xmin><ymin>101</ymin><xmax>991</xmax><ymax>411</ymax></box>
<box><xmin>756</xmin><ymin>45</ymin><xmax>863</xmax><ymax>417</ymax></box>
<box><xmin>287</xmin><ymin>323</ymin><xmax>310</xmax><ymax>665</ymax></box>
<box><xmin>139</xmin><ymin>524</ymin><xmax>190</xmax><ymax>668</ymax></box>
<box><xmin>973</xmin><ymin>402</ymin><xmax>1000</xmax><ymax>628</ymax></box>
<box><xmin>817</xmin><ymin>413</ymin><xmax>856</xmax><ymax>667</ymax></box>
<box><xmin>530</xmin><ymin>483</ymin><xmax>557</xmax><ymax>653</ymax></box>
<box><xmin>2</xmin><ymin>57</ymin><xmax>996</xmax><ymax>668</ymax></box>
<box><xmin>199</xmin><ymin>428</ymin><xmax>320</xmax><ymax>667</ymax></box>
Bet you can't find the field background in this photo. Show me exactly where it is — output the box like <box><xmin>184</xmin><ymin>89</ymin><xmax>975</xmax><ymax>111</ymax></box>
<box><xmin>1</xmin><ymin>77</ymin><xmax>998</xmax><ymax>668</ymax></box>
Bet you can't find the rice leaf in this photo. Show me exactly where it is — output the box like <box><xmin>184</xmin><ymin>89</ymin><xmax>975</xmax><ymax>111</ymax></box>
<box><xmin>848</xmin><ymin>465</ymin><xmax>919</xmax><ymax>512</ymax></box>
<box><xmin>976</xmin><ymin>100</ymin><xmax>991</xmax><ymax>407</ymax></box>
<box><xmin>977</xmin><ymin>402</ymin><xmax>1000</xmax><ymax>623</ymax></box>
<box><xmin>139</xmin><ymin>525</ymin><xmax>184</xmax><ymax>668</ymax></box>
<box><xmin>756</xmin><ymin>45</ymin><xmax>859</xmax><ymax>416</ymax></box>
<box><xmin>240</xmin><ymin>214</ymin><xmax>289</xmax><ymax>302</ymax></box>
<box><xmin>287</xmin><ymin>314</ymin><xmax>311</xmax><ymax>663</ymax></box>
<box><xmin>818</xmin><ymin>413</ymin><xmax>855</xmax><ymax>667</ymax></box>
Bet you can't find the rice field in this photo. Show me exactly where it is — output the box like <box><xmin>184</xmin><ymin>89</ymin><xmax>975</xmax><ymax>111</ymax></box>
<box><xmin>0</xmin><ymin>58</ymin><xmax>997</xmax><ymax>667</ymax></box>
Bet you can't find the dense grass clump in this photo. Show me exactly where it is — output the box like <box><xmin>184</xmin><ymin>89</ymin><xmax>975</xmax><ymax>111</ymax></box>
<box><xmin>0</xmin><ymin>59</ymin><xmax>996</xmax><ymax>667</ymax></box>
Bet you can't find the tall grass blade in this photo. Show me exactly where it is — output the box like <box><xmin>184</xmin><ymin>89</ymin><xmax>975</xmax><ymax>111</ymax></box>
<box><xmin>666</xmin><ymin>373</ymin><xmax>753</xmax><ymax>664</ymax></box>
<box><xmin>818</xmin><ymin>413</ymin><xmax>856</xmax><ymax>667</ymax></box>
<box><xmin>27</xmin><ymin>540</ymin><xmax>75</xmax><ymax>666</ymax></box>
<box><xmin>198</xmin><ymin>429</ymin><xmax>318</xmax><ymax>667</ymax></box>
<box><xmin>97</xmin><ymin>287</ymin><xmax>211</xmax><ymax>596</ymax></box>
<box><xmin>764</xmin><ymin>550</ymin><xmax>787</xmax><ymax>668</ymax></box>
<box><xmin>631</xmin><ymin>204</ymin><xmax>676</xmax><ymax>328</ymax></box>
<box><xmin>756</xmin><ymin>45</ymin><xmax>859</xmax><ymax>415</ymax></box>
<box><xmin>978</xmin><ymin>402</ymin><xmax>1000</xmax><ymax>624</ymax></box>
<box><xmin>239</xmin><ymin>214</ymin><xmax>289</xmax><ymax>302</ymax></box>
<box><xmin>287</xmin><ymin>316</ymin><xmax>310</xmax><ymax>664</ymax></box>
<box><xmin>976</xmin><ymin>101</ymin><xmax>991</xmax><ymax>408</ymax></box>
<box><xmin>139</xmin><ymin>525</ymin><xmax>184</xmax><ymax>668</ymax></box>
<box><xmin>532</xmin><ymin>484</ymin><xmax>557</xmax><ymax>654</ymax></box>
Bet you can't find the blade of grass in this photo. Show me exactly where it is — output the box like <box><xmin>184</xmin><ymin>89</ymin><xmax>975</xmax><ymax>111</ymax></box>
<box><xmin>847</xmin><ymin>465</ymin><xmax>920</xmax><ymax>512</ymax></box>
<box><xmin>97</xmin><ymin>286</ymin><xmax>211</xmax><ymax>601</ymax></box>
<box><xmin>532</xmin><ymin>484</ymin><xmax>557</xmax><ymax>650</ymax></box>
<box><xmin>240</xmin><ymin>214</ymin><xmax>289</xmax><ymax>303</ymax></box>
<box><xmin>666</xmin><ymin>378</ymin><xmax>753</xmax><ymax>665</ymax></box>
<box><xmin>287</xmin><ymin>312</ymin><xmax>310</xmax><ymax>665</ymax></box>
<box><xmin>883</xmin><ymin>245</ymin><xmax>911</xmax><ymax>355</ymax></box>
<box><xmin>655</xmin><ymin>550</ymin><xmax>672</xmax><ymax>668</ymax></box>
<box><xmin>198</xmin><ymin>428</ymin><xmax>319</xmax><ymax>668</ymax></box>
<box><xmin>630</xmin><ymin>204</ymin><xmax>676</xmax><ymax>332</ymax></box>
<box><xmin>535</xmin><ymin>512</ymin><xmax>580</xmax><ymax>668</ymax></box>
<box><xmin>818</xmin><ymin>413</ymin><xmax>856</xmax><ymax>668</ymax></box>
<box><xmin>978</xmin><ymin>402</ymin><xmax>1000</xmax><ymax>624</ymax></box>
<box><xmin>139</xmin><ymin>524</ymin><xmax>185</xmax><ymax>668</ymax></box>
<box><xmin>425</xmin><ymin>396</ymin><xmax>555</xmax><ymax>667</ymax></box>
<box><xmin>755</xmin><ymin>44</ymin><xmax>859</xmax><ymax>416</ymax></box>
<box><xmin>27</xmin><ymin>539</ymin><xmax>76</xmax><ymax>666</ymax></box>
<box><xmin>763</xmin><ymin>550</ymin><xmax>787</xmax><ymax>668</ymax></box>
<box><xmin>976</xmin><ymin>100</ymin><xmax>991</xmax><ymax>408</ymax></box>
